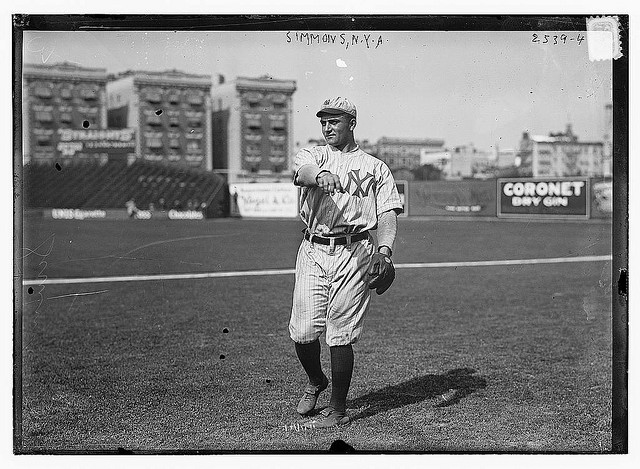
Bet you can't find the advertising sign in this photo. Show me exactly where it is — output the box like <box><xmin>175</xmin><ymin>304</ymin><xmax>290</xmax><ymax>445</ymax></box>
<box><xmin>230</xmin><ymin>183</ymin><xmax>299</xmax><ymax>218</ymax></box>
<box><xmin>408</xmin><ymin>180</ymin><xmax>497</xmax><ymax>217</ymax></box>
<box><xmin>395</xmin><ymin>180</ymin><xmax>409</xmax><ymax>217</ymax></box>
<box><xmin>497</xmin><ymin>178</ymin><xmax>590</xmax><ymax>219</ymax></box>
<box><xmin>591</xmin><ymin>180</ymin><xmax>613</xmax><ymax>218</ymax></box>
<box><xmin>56</xmin><ymin>129</ymin><xmax>136</xmax><ymax>157</ymax></box>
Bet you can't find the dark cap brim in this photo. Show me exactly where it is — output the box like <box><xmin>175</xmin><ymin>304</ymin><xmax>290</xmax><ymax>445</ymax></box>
<box><xmin>316</xmin><ymin>108</ymin><xmax>356</xmax><ymax>118</ymax></box>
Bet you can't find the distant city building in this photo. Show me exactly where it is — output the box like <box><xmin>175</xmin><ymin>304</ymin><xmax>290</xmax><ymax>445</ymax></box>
<box><xmin>23</xmin><ymin>62</ymin><xmax>109</xmax><ymax>164</ymax></box>
<box><xmin>442</xmin><ymin>144</ymin><xmax>491</xmax><ymax>179</ymax></box>
<box><xmin>419</xmin><ymin>149</ymin><xmax>450</xmax><ymax>169</ymax></box>
<box><xmin>106</xmin><ymin>69</ymin><xmax>213</xmax><ymax>170</ymax></box>
<box><xmin>296</xmin><ymin>137</ymin><xmax>377</xmax><ymax>157</ymax></box>
<box><xmin>493</xmin><ymin>148</ymin><xmax>517</xmax><ymax>168</ymax></box>
<box><xmin>211</xmin><ymin>75</ymin><xmax>296</xmax><ymax>183</ymax></box>
<box><xmin>359</xmin><ymin>139</ymin><xmax>377</xmax><ymax>156</ymax></box>
<box><xmin>517</xmin><ymin>124</ymin><xmax>608</xmax><ymax>177</ymax></box>
<box><xmin>375</xmin><ymin>137</ymin><xmax>445</xmax><ymax>170</ymax></box>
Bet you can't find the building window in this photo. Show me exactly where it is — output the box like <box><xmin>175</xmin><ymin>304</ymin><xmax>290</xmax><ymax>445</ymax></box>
<box><xmin>77</xmin><ymin>106</ymin><xmax>98</xmax><ymax>115</ymax></box>
<box><xmin>36</xmin><ymin>136</ymin><xmax>51</xmax><ymax>146</ymax></box>
<box><xmin>245</xmin><ymin>92</ymin><xmax>262</xmax><ymax>103</ymax></box>
<box><xmin>145</xmin><ymin>92</ymin><xmax>162</xmax><ymax>104</ymax></box>
<box><xmin>146</xmin><ymin>138</ymin><xmax>163</xmax><ymax>149</ymax></box>
<box><xmin>246</xmin><ymin>144</ymin><xmax>261</xmax><ymax>156</ymax></box>
<box><xmin>270</xmin><ymin>120</ymin><xmax>286</xmax><ymax>131</ymax></box>
<box><xmin>187</xmin><ymin>94</ymin><xmax>203</xmax><ymax>105</ymax></box>
<box><xmin>60</xmin><ymin>88</ymin><xmax>73</xmax><ymax>99</ymax></box>
<box><xmin>247</xmin><ymin>118</ymin><xmax>262</xmax><ymax>130</ymax></box>
<box><xmin>268</xmin><ymin>155</ymin><xmax>286</xmax><ymax>164</ymax></box>
<box><xmin>186</xmin><ymin>155</ymin><xmax>203</xmax><ymax>164</ymax></box>
<box><xmin>34</xmin><ymin>86</ymin><xmax>52</xmax><ymax>98</ymax></box>
<box><xmin>35</xmin><ymin>111</ymin><xmax>53</xmax><ymax>122</ymax></box>
<box><xmin>186</xmin><ymin>141</ymin><xmax>200</xmax><ymax>152</ymax></box>
<box><xmin>273</xmin><ymin>102</ymin><xmax>286</xmax><ymax>109</ymax></box>
<box><xmin>59</xmin><ymin>112</ymin><xmax>73</xmax><ymax>123</ymax></box>
<box><xmin>269</xmin><ymin>93</ymin><xmax>286</xmax><ymax>104</ymax></box>
<box><xmin>270</xmin><ymin>144</ymin><xmax>285</xmax><ymax>155</ymax></box>
<box><xmin>169</xmin><ymin>138</ymin><xmax>181</xmax><ymax>149</ymax></box>
<box><xmin>80</xmin><ymin>88</ymin><xmax>98</xmax><ymax>100</ymax></box>
<box><xmin>169</xmin><ymin>118</ymin><xmax>180</xmax><ymax>128</ymax></box>
<box><xmin>146</xmin><ymin>115</ymin><xmax>162</xmax><ymax>126</ymax></box>
<box><xmin>268</xmin><ymin>134</ymin><xmax>286</xmax><ymax>143</ymax></box>
<box><xmin>245</xmin><ymin>134</ymin><xmax>262</xmax><ymax>142</ymax></box>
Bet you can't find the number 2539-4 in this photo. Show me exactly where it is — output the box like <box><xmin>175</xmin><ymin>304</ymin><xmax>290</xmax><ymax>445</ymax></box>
<box><xmin>531</xmin><ymin>33</ymin><xmax>585</xmax><ymax>46</ymax></box>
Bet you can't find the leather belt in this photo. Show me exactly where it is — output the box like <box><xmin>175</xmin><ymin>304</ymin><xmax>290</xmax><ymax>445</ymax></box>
<box><xmin>304</xmin><ymin>231</ymin><xmax>368</xmax><ymax>245</ymax></box>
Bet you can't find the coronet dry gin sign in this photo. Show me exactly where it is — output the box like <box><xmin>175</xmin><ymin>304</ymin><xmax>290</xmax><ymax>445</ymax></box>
<box><xmin>497</xmin><ymin>178</ymin><xmax>590</xmax><ymax>219</ymax></box>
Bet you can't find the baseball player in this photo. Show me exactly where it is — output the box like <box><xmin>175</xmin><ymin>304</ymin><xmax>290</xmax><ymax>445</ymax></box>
<box><xmin>289</xmin><ymin>97</ymin><xmax>402</xmax><ymax>428</ymax></box>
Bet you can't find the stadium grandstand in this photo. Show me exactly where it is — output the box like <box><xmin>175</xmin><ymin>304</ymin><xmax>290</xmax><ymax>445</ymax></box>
<box><xmin>23</xmin><ymin>159</ymin><xmax>229</xmax><ymax>218</ymax></box>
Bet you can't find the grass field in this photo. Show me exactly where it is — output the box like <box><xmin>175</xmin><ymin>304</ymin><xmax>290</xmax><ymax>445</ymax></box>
<box><xmin>18</xmin><ymin>217</ymin><xmax>613</xmax><ymax>453</ymax></box>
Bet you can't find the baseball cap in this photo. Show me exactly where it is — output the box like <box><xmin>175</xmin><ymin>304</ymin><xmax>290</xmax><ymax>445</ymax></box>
<box><xmin>316</xmin><ymin>96</ymin><xmax>357</xmax><ymax>119</ymax></box>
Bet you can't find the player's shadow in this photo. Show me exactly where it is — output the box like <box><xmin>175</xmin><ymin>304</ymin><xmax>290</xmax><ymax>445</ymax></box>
<box><xmin>346</xmin><ymin>367</ymin><xmax>487</xmax><ymax>421</ymax></box>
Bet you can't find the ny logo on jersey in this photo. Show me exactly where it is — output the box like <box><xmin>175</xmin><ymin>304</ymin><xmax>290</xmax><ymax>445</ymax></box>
<box><xmin>344</xmin><ymin>169</ymin><xmax>376</xmax><ymax>197</ymax></box>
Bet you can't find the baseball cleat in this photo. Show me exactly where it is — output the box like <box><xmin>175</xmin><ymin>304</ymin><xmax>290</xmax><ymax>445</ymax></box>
<box><xmin>296</xmin><ymin>374</ymin><xmax>329</xmax><ymax>415</ymax></box>
<box><xmin>303</xmin><ymin>407</ymin><xmax>350</xmax><ymax>429</ymax></box>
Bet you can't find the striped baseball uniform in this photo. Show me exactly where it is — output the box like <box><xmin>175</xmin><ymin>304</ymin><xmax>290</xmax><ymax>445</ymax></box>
<box><xmin>289</xmin><ymin>144</ymin><xmax>403</xmax><ymax>346</ymax></box>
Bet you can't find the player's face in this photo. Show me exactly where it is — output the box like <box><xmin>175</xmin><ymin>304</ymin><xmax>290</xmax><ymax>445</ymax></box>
<box><xmin>320</xmin><ymin>114</ymin><xmax>355</xmax><ymax>148</ymax></box>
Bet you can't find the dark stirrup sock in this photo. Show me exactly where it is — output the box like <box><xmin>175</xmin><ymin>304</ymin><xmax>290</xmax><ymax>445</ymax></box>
<box><xmin>295</xmin><ymin>339</ymin><xmax>325</xmax><ymax>386</ymax></box>
<box><xmin>329</xmin><ymin>344</ymin><xmax>354</xmax><ymax>413</ymax></box>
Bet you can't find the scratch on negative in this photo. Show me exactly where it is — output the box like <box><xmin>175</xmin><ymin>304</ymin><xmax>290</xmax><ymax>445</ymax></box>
<box><xmin>121</xmin><ymin>234</ymin><xmax>237</xmax><ymax>257</ymax></box>
<box><xmin>47</xmin><ymin>290</ymin><xmax>109</xmax><ymax>300</ymax></box>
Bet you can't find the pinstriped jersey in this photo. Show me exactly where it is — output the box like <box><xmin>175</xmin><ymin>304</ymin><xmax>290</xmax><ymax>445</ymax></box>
<box><xmin>293</xmin><ymin>144</ymin><xmax>403</xmax><ymax>236</ymax></box>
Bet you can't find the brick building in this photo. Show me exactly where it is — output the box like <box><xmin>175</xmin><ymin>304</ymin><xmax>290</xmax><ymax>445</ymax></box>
<box><xmin>375</xmin><ymin>137</ymin><xmax>445</xmax><ymax>170</ymax></box>
<box><xmin>211</xmin><ymin>75</ymin><xmax>296</xmax><ymax>183</ymax></box>
<box><xmin>107</xmin><ymin>69</ymin><xmax>213</xmax><ymax>170</ymax></box>
<box><xmin>22</xmin><ymin>62</ymin><xmax>109</xmax><ymax>164</ymax></box>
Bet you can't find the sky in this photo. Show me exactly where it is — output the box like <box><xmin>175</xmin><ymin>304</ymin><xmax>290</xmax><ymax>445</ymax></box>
<box><xmin>23</xmin><ymin>30</ymin><xmax>612</xmax><ymax>152</ymax></box>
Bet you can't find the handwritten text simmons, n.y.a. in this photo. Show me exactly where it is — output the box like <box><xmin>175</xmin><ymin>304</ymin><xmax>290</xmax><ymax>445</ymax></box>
<box><xmin>286</xmin><ymin>31</ymin><xmax>385</xmax><ymax>50</ymax></box>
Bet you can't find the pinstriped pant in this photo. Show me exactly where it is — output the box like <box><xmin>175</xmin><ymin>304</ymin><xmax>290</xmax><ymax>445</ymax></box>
<box><xmin>289</xmin><ymin>235</ymin><xmax>374</xmax><ymax>346</ymax></box>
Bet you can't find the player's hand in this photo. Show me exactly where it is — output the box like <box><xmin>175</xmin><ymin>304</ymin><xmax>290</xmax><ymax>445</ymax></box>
<box><xmin>316</xmin><ymin>171</ymin><xmax>344</xmax><ymax>195</ymax></box>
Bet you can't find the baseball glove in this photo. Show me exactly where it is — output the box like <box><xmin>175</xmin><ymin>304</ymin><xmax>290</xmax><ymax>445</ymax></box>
<box><xmin>367</xmin><ymin>252</ymin><xmax>395</xmax><ymax>295</ymax></box>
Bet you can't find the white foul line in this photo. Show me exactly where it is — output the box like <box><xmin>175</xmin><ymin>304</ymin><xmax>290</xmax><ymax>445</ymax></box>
<box><xmin>395</xmin><ymin>255</ymin><xmax>612</xmax><ymax>269</ymax></box>
<box><xmin>21</xmin><ymin>255</ymin><xmax>612</xmax><ymax>286</ymax></box>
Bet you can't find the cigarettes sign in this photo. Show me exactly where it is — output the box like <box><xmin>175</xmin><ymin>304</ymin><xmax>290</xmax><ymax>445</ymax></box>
<box><xmin>497</xmin><ymin>178</ymin><xmax>590</xmax><ymax>219</ymax></box>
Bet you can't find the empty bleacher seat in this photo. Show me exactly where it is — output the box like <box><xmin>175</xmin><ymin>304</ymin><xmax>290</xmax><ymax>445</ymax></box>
<box><xmin>23</xmin><ymin>159</ymin><xmax>228</xmax><ymax>217</ymax></box>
